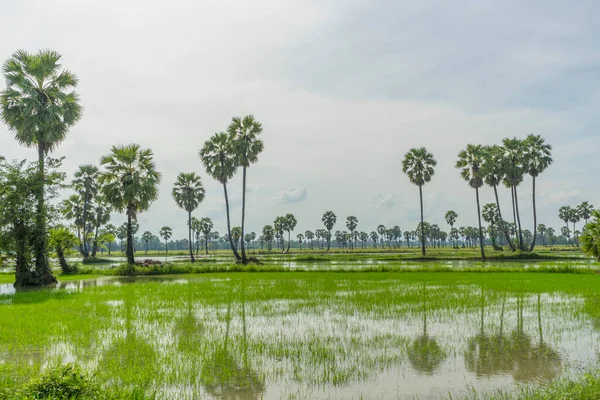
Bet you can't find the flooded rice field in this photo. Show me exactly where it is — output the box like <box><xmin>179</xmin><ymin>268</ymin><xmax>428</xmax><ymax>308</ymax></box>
<box><xmin>1</xmin><ymin>272</ymin><xmax>599</xmax><ymax>399</ymax></box>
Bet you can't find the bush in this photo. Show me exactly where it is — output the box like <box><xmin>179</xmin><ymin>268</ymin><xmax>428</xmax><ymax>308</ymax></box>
<box><xmin>23</xmin><ymin>364</ymin><xmax>101</xmax><ymax>399</ymax></box>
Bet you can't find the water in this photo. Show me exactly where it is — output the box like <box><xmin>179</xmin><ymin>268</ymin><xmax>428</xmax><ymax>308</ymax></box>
<box><xmin>1</xmin><ymin>273</ymin><xmax>599</xmax><ymax>399</ymax></box>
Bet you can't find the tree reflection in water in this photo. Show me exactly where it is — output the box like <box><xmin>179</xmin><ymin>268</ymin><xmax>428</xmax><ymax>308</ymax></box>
<box><xmin>465</xmin><ymin>289</ymin><xmax>561</xmax><ymax>383</ymax></box>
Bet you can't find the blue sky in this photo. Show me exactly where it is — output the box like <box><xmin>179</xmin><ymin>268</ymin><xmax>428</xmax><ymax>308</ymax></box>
<box><xmin>0</xmin><ymin>0</ymin><xmax>598</xmax><ymax>239</ymax></box>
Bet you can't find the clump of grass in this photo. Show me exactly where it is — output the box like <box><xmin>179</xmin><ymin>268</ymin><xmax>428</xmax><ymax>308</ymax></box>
<box><xmin>82</xmin><ymin>257</ymin><xmax>113</xmax><ymax>265</ymax></box>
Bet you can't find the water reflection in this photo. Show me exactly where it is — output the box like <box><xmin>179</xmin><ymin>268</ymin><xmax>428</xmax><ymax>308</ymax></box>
<box><xmin>202</xmin><ymin>281</ymin><xmax>265</xmax><ymax>399</ymax></box>
<box><xmin>407</xmin><ymin>285</ymin><xmax>447</xmax><ymax>375</ymax></box>
<box><xmin>465</xmin><ymin>289</ymin><xmax>561</xmax><ymax>383</ymax></box>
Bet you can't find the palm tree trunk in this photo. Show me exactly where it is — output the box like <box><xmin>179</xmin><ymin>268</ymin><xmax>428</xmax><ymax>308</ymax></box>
<box><xmin>222</xmin><ymin>182</ymin><xmax>241</xmax><ymax>261</ymax></box>
<box><xmin>126</xmin><ymin>212</ymin><xmax>135</xmax><ymax>265</ymax></box>
<box><xmin>35</xmin><ymin>145</ymin><xmax>56</xmax><ymax>285</ymax></box>
<box><xmin>82</xmin><ymin>192</ymin><xmax>89</xmax><ymax>258</ymax></box>
<box><xmin>240</xmin><ymin>166</ymin><xmax>248</xmax><ymax>263</ymax></box>
<box><xmin>205</xmin><ymin>233</ymin><xmax>209</xmax><ymax>254</ymax></box>
<box><xmin>327</xmin><ymin>230</ymin><xmax>331</xmax><ymax>251</ymax></box>
<box><xmin>286</xmin><ymin>231</ymin><xmax>291</xmax><ymax>253</ymax></box>
<box><xmin>513</xmin><ymin>186</ymin><xmax>524</xmax><ymax>249</ymax></box>
<box><xmin>493</xmin><ymin>184</ymin><xmax>514</xmax><ymax>251</ymax></box>
<box><xmin>187</xmin><ymin>211</ymin><xmax>195</xmax><ymax>262</ymax></box>
<box><xmin>91</xmin><ymin>224</ymin><xmax>99</xmax><ymax>257</ymax></box>
<box><xmin>529</xmin><ymin>176</ymin><xmax>538</xmax><ymax>252</ymax></box>
<box><xmin>510</xmin><ymin>186</ymin><xmax>517</xmax><ymax>245</ymax></box>
<box><xmin>476</xmin><ymin>187</ymin><xmax>486</xmax><ymax>259</ymax></box>
<box><xmin>419</xmin><ymin>185</ymin><xmax>426</xmax><ymax>256</ymax></box>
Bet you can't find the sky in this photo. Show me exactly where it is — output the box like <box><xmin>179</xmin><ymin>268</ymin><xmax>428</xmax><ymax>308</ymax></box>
<box><xmin>0</xmin><ymin>0</ymin><xmax>598</xmax><ymax>239</ymax></box>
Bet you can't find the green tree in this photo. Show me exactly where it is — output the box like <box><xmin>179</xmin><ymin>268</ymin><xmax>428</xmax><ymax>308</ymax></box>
<box><xmin>199</xmin><ymin>217</ymin><xmax>214</xmax><ymax>254</ymax></box>
<box><xmin>305</xmin><ymin>230</ymin><xmax>314</xmax><ymax>250</ymax></box>
<box><xmin>99</xmin><ymin>144</ymin><xmax>161</xmax><ymax>267</ymax></box>
<box><xmin>172</xmin><ymin>172</ymin><xmax>205</xmax><ymax>263</ymax></box>
<box><xmin>296</xmin><ymin>233</ymin><xmax>304</xmax><ymax>249</ymax></box>
<box><xmin>262</xmin><ymin>225</ymin><xmax>274</xmax><ymax>251</ymax></box>
<box><xmin>99</xmin><ymin>224</ymin><xmax>116</xmax><ymax>255</ymax></box>
<box><xmin>159</xmin><ymin>226</ymin><xmax>172</xmax><ymax>253</ymax></box>
<box><xmin>402</xmin><ymin>147</ymin><xmax>436</xmax><ymax>256</ymax></box>
<box><xmin>321</xmin><ymin>211</ymin><xmax>337</xmax><ymax>251</ymax></box>
<box><xmin>283</xmin><ymin>213</ymin><xmax>297</xmax><ymax>253</ymax></box>
<box><xmin>49</xmin><ymin>226</ymin><xmax>79</xmax><ymax>274</ymax></box>
<box><xmin>524</xmin><ymin>134</ymin><xmax>552</xmax><ymax>252</ymax></box>
<box><xmin>231</xmin><ymin>226</ymin><xmax>242</xmax><ymax>252</ymax></box>
<box><xmin>482</xmin><ymin>203</ymin><xmax>500</xmax><ymax>250</ymax></box>
<box><xmin>581</xmin><ymin>210</ymin><xmax>600</xmax><ymax>261</ymax></box>
<box><xmin>456</xmin><ymin>144</ymin><xmax>486</xmax><ymax>258</ymax></box>
<box><xmin>228</xmin><ymin>115</ymin><xmax>264</xmax><ymax>263</ymax></box>
<box><xmin>345</xmin><ymin>216</ymin><xmax>358</xmax><ymax>250</ymax></box>
<box><xmin>200</xmin><ymin>132</ymin><xmax>240</xmax><ymax>261</ymax></box>
<box><xmin>1</xmin><ymin>50</ymin><xmax>82</xmax><ymax>284</ymax></box>
<box><xmin>537</xmin><ymin>224</ymin><xmax>547</xmax><ymax>247</ymax></box>
<box><xmin>117</xmin><ymin>223</ymin><xmax>127</xmax><ymax>253</ymax></box>
<box><xmin>377</xmin><ymin>224</ymin><xmax>387</xmax><ymax>248</ymax></box>
<box><xmin>141</xmin><ymin>231</ymin><xmax>153</xmax><ymax>254</ymax></box>
<box><xmin>72</xmin><ymin>165</ymin><xmax>99</xmax><ymax>258</ymax></box>
<box><xmin>444</xmin><ymin>210</ymin><xmax>458</xmax><ymax>248</ymax></box>
<box><xmin>481</xmin><ymin>145</ymin><xmax>514</xmax><ymax>251</ymax></box>
<box><xmin>578</xmin><ymin>202</ymin><xmax>595</xmax><ymax>226</ymax></box>
<box><xmin>90</xmin><ymin>198</ymin><xmax>110</xmax><ymax>257</ymax></box>
<box><xmin>501</xmin><ymin>138</ymin><xmax>526</xmax><ymax>250</ymax></box>
<box><xmin>62</xmin><ymin>194</ymin><xmax>84</xmax><ymax>255</ymax></box>
<box><xmin>371</xmin><ymin>231</ymin><xmax>379</xmax><ymax>248</ymax></box>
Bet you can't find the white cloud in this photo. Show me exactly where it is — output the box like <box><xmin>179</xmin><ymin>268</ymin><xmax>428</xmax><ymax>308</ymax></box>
<box><xmin>277</xmin><ymin>187</ymin><xmax>308</xmax><ymax>204</ymax></box>
<box><xmin>367</xmin><ymin>193</ymin><xmax>396</xmax><ymax>210</ymax></box>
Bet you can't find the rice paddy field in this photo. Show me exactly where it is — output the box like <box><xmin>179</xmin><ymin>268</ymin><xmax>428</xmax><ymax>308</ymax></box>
<box><xmin>1</xmin><ymin>257</ymin><xmax>600</xmax><ymax>399</ymax></box>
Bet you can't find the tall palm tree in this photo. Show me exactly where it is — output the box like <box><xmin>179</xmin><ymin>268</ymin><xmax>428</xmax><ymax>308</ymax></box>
<box><xmin>197</xmin><ymin>217</ymin><xmax>213</xmax><ymax>254</ymax></box>
<box><xmin>524</xmin><ymin>134</ymin><xmax>552</xmax><ymax>252</ymax></box>
<box><xmin>578</xmin><ymin>202</ymin><xmax>595</xmax><ymax>226</ymax></box>
<box><xmin>321</xmin><ymin>211</ymin><xmax>337</xmax><ymax>251</ymax></box>
<box><xmin>228</xmin><ymin>115</ymin><xmax>264</xmax><ymax>263</ymax></box>
<box><xmin>160</xmin><ymin>226</ymin><xmax>172</xmax><ymax>253</ymax></box>
<box><xmin>501</xmin><ymin>138</ymin><xmax>526</xmax><ymax>250</ymax></box>
<box><xmin>377</xmin><ymin>224</ymin><xmax>387</xmax><ymax>248</ymax></box>
<box><xmin>1</xmin><ymin>50</ymin><xmax>82</xmax><ymax>284</ymax></box>
<box><xmin>305</xmin><ymin>230</ymin><xmax>314</xmax><ymax>250</ymax></box>
<box><xmin>345</xmin><ymin>216</ymin><xmax>358</xmax><ymax>250</ymax></box>
<box><xmin>172</xmin><ymin>172</ymin><xmax>205</xmax><ymax>263</ymax></box>
<box><xmin>200</xmin><ymin>132</ymin><xmax>240</xmax><ymax>261</ymax></box>
<box><xmin>537</xmin><ymin>224</ymin><xmax>547</xmax><ymax>247</ymax></box>
<box><xmin>99</xmin><ymin>144</ymin><xmax>161</xmax><ymax>267</ymax></box>
<box><xmin>456</xmin><ymin>144</ymin><xmax>486</xmax><ymax>259</ymax></box>
<box><xmin>402</xmin><ymin>147</ymin><xmax>436</xmax><ymax>256</ymax></box>
<box><xmin>62</xmin><ymin>194</ymin><xmax>85</xmax><ymax>255</ymax></box>
<box><xmin>558</xmin><ymin>206</ymin><xmax>574</xmax><ymax>247</ymax></box>
<box><xmin>444</xmin><ymin>210</ymin><xmax>458</xmax><ymax>248</ymax></box>
<box><xmin>296</xmin><ymin>233</ymin><xmax>304</xmax><ymax>250</ymax></box>
<box><xmin>481</xmin><ymin>145</ymin><xmax>514</xmax><ymax>251</ymax></box>
<box><xmin>283</xmin><ymin>213</ymin><xmax>297</xmax><ymax>254</ymax></box>
<box><xmin>141</xmin><ymin>231</ymin><xmax>153</xmax><ymax>254</ymax></box>
<box><xmin>90</xmin><ymin>197</ymin><xmax>110</xmax><ymax>257</ymax></box>
<box><xmin>72</xmin><ymin>164</ymin><xmax>99</xmax><ymax>258</ymax></box>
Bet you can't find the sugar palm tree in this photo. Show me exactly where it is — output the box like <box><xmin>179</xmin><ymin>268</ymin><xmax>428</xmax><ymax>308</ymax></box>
<box><xmin>160</xmin><ymin>226</ymin><xmax>172</xmax><ymax>253</ymax></box>
<box><xmin>200</xmin><ymin>132</ymin><xmax>240</xmax><ymax>261</ymax></box>
<box><xmin>99</xmin><ymin>144</ymin><xmax>161</xmax><ymax>267</ymax></box>
<box><xmin>345</xmin><ymin>216</ymin><xmax>358</xmax><ymax>250</ymax></box>
<box><xmin>370</xmin><ymin>231</ymin><xmax>379</xmax><ymax>248</ymax></box>
<box><xmin>72</xmin><ymin>164</ymin><xmax>100</xmax><ymax>258</ymax></box>
<box><xmin>558</xmin><ymin>206</ymin><xmax>574</xmax><ymax>247</ymax></box>
<box><xmin>1</xmin><ymin>49</ymin><xmax>82</xmax><ymax>283</ymax></box>
<box><xmin>321</xmin><ymin>211</ymin><xmax>337</xmax><ymax>251</ymax></box>
<box><xmin>402</xmin><ymin>147</ymin><xmax>436</xmax><ymax>256</ymax></box>
<box><xmin>578</xmin><ymin>202</ymin><xmax>595</xmax><ymax>226</ymax></box>
<box><xmin>569</xmin><ymin>209</ymin><xmax>581</xmax><ymax>246</ymax></box>
<box><xmin>90</xmin><ymin>197</ymin><xmax>111</xmax><ymax>257</ymax></box>
<box><xmin>296</xmin><ymin>233</ymin><xmax>304</xmax><ymax>249</ymax></box>
<box><xmin>172</xmin><ymin>172</ymin><xmax>205</xmax><ymax>263</ymax></box>
<box><xmin>199</xmin><ymin>217</ymin><xmax>214</xmax><ymax>254</ymax></box>
<box><xmin>537</xmin><ymin>224</ymin><xmax>547</xmax><ymax>247</ymax></box>
<box><xmin>62</xmin><ymin>194</ymin><xmax>85</xmax><ymax>255</ymax></box>
<box><xmin>501</xmin><ymin>138</ymin><xmax>526</xmax><ymax>250</ymax></box>
<box><xmin>228</xmin><ymin>115</ymin><xmax>264</xmax><ymax>263</ymax></box>
<box><xmin>141</xmin><ymin>231</ymin><xmax>153</xmax><ymax>254</ymax></box>
<box><xmin>305</xmin><ymin>230</ymin><xmax>314</xmax><ymax>250</ymax></box>
<box><xmin>524</xmin><ymin>134</ymin><xmax>552</xmax><ymax>252</ymax></box>
<box><xmin>283</xmin><ymin>213</ymin><xmax>297</xmax><ymax>253</ymax></box>
<box><xmin>456</xmin><ymin>144</ymin><xmax>486</xmax><ymax>258</ymax></box>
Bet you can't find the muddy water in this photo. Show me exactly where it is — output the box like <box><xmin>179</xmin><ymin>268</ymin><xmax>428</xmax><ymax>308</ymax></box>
<box><xmin>1</xmin><ymin>275</ymin><xmax>599</xmax><ymax>399</ymax></box>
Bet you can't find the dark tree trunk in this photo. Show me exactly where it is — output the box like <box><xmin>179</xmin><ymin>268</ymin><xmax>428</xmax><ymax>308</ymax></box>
<box><xmin>188</xmin><ymin>211</ymin><xmax>195</xmax><ymax>262</ymax></box>
<box><xmin>476</xmin><ymin>187</ymin><xmax>486</xmax><ymax>259</ymax></box>
<box><xmin>91</xmin><ymin>224</ymin><xmax>100</xmax><ymax>257</ymax></box>
<box><xmin>529</xmin><ymin>176</ymin><xmax>538</xmax><ymax>252</ymax></box>
<box><xmin>205</xmin><ymin>233</ymin><xmax>209</xmax><ymax>254</ymax></box>
<box><xmin>419</xmin><ymin>185</ymin><xmax>426</xmax><ymax>256</ymax></box>
<box><xmin>285</xmin><ymin>231</ymin><xmax>291</xmax><ymax>254</ymax></box>
<box><xmin>240</xmin><ymin>166</ymin><xmax>248</xmax><ymax>263</ymax></box>
<box><xmin>165</xmin><ymin>239</ymin><xmax>168</xmax><ymax>253</ymax></box>
<box><xmin>511</xmin><ymin>185</ymin><xmax>518</xmax><ymax>245</ymax></box>
<box><xmin>126</xmin><ymin>212</ymin><xmax>135</xmax><ymax>265</ymax></box>
<box><xmin>82</xmin><ymin>191</ymin><xmax>89</xmax><ymax>258</ymax></box>
<box><xmin>145</xmin><ymin>242</ymin><xmax>149</xmax><ymax>255</ymax></box>
<box><xmin>34</xmin><ymin>146</ymin><xmax>56</xmax><ymax>285</ymax></box>
<box><xmin>494</xmin><ymin>184</ymin><xmax>514</xmax><ymax>251</ymax></box>
<box><xmin>57</xmin><ymin>247</ymin><xmax>71</xmax><ymax>274</ymax></box>
<box><xmin>223</xmin><ymin>182</ymin><xmax>241</xmax><ymax>260</ymax></box>
<box><xmin>513</xmin><ymin>186</ymin><xmax>524</xmax><ymax>250</ymax></box>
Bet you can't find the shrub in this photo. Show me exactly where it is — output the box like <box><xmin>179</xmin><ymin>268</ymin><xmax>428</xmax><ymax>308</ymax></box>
<box><xmin>24</xmin><ymin>364</ymin><xmax>101</xmax><ymax>399</ymax></box>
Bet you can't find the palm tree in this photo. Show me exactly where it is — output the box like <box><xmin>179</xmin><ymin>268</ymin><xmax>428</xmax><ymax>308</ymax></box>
<box><xmin>199</xmin><ymin>217</ymin><xmax>214</xmax><ymax>254</ymax></box>
<box><xmin>569</xmin><ymin>209</ymin><xmax>581</xmax><ymax>246</ymax></box>
<box><xmin>444</xmin><ymin>210</ymin><xmax>458</xmax><ymax>248</ymax></box>
<box><xmin>524</xmin><ymin>134</ymin><xmax>552</xmax><ymax>252</ymax></box>
<box><xmin>1</xmin><ymin>50</ymin><xmax>82</xmax><ymax>284</ymax></box>
<box><xmin>228</xmin><ymin>115</ymin><xmax>264</xmax><ymax>263</ymax></box>
<box><xmin>546</xmin><ymin>227</ymin><xmax>555</xmax><ymax>247</ymax></box>
<box><xmin>62</xmin><ymin>194</ymin><xmax>85</xmax><ymax>255</ymax></box>
<box><xmin>231</xmin><ymin>226</ymin><xmax>242</xmax><ymax>252</ymax></box>
<box><xmin>402</xmin><ymin>147</ymin><xmax>436</xmax><ymax>256</ymax></box>
<box><xmin>296</xmin><ymin>233</ymin><xmax>304</xmax><ymax>249</ymax></box>
<box><xmin>283</xmin><ymin>213</ymin><xmax>297</xmax><ymax>253</ymax></box>
<box><xmin>456</xmin><ymin>144</ymin><xmax>486</xmax><ymax>258</ymax></box>
<box><xmin>172</xmin><ymin>172</ymin><xmax>205</xmax><ymax>263</ymax></box>
<box><xmin>537</xmin><ymin>224</ymin><xmax>547</xmax><ymax>247</ymax></box>
<box><xmin>200</xmin><ymin>132</ymin><xmax>240</xmax><ymax>261</ymax></box>
<box><xmin>72</xmin><ymin>165</ymin><xmax>99</xmax><ymax>258</ymax></box>
<box><xmin>482</xmin><ymin>203</ymin><xmax>500</xmax><ymax>249</ymax></box>
<box><xmin>321</xmin><ymin>211</ymin><xmax>337</xmax><ymax>251</ymax></box>
<box><xmin>370</xmin><ymin>231</ymin><xmax>379</xmax><ymax>248</ymax></box>
<box><xmin>262</xmin><ymin>225</ymin><xmax>274</xmax><ymax>251</ymax></box>
<box><xmin>305</xmin><ymin>230</ymin><xmax>314</xmax><ymax>250</ymax></box>
<box><xmin>99</xmin><ymin>144</ymin><xmax>161</xmax><ymax>267</ymax></box>
<box><xmin>578</xmin><ymin>202</ymin><xmax>595</xmax><ymax>226</ymax></box>
<box><xmin>558</xmin><ymin>206</ymin><xmax>574</xmax><ymax>247</ymax></box>
<box><xmin>103</xmin><ymin>223</ymin><xmax>117</xmax><ymax>254</ymax></box>
<box><xmin>345</xmin><ymin>216</ymin><xmax>358</xmax><ymax>250</ymax></box>
<box><xmin>141</xmin><ymin>231</ymin><xmax>153</xmax><ymax>254</ymax></box>
<box><xmin>377</xmin><ymin>225</ymin><xmax>387</xmax><ymax>248</ymax></box>
<box><xmin>581</xmin><ymin>210</ymin><xmax>600</xmax><ymax>261</ymax></box>
<box><xmin>502</xmin><ymin>138</ymin><xmax>526</xmax><ymax>250</ymax></box>
<box><xmin>90</xmin><ymin>198</ymin><xmax>110</xmax><ymax>257</ymax></box>
<box><xmin>160</xmin><ymin>226</ymin><xmax>172</xmax><ymax>253</ymax></box>
<box><xmin>481</xmin><ymin>145</ymin><xmax>514</xmax><ymax>251</ymax></box>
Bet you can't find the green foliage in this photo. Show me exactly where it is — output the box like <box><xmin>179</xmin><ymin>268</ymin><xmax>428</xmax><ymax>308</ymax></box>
<box><xmin>581</xmin><ymin>210</ymin><xmax>600</xmax><ymax>261</ymax></box>
<box><xmin>172</xmin><ymin>172</ymin><xmax>205</xmax><ymax>213</ymax></box>
<box><xmin>23</xmin><ymin>364</ymin><xmax>101</xmax><ymax>399</ymax></box>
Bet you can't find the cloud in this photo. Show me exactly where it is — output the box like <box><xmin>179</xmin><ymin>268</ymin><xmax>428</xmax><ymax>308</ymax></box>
<box><xmin>277</xmin><ymin>187</ymin><xmax>308</xmax><ymax>204</ymax></box>
<box><xmin>367</xmin><ymin>193</ymin><xmax>396</xmax><ymax>210</ymax></box>
<box><xmin>540</xmin><ymin>189</ymin><xmax>581</xmax><ymax>207</ymax></box>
